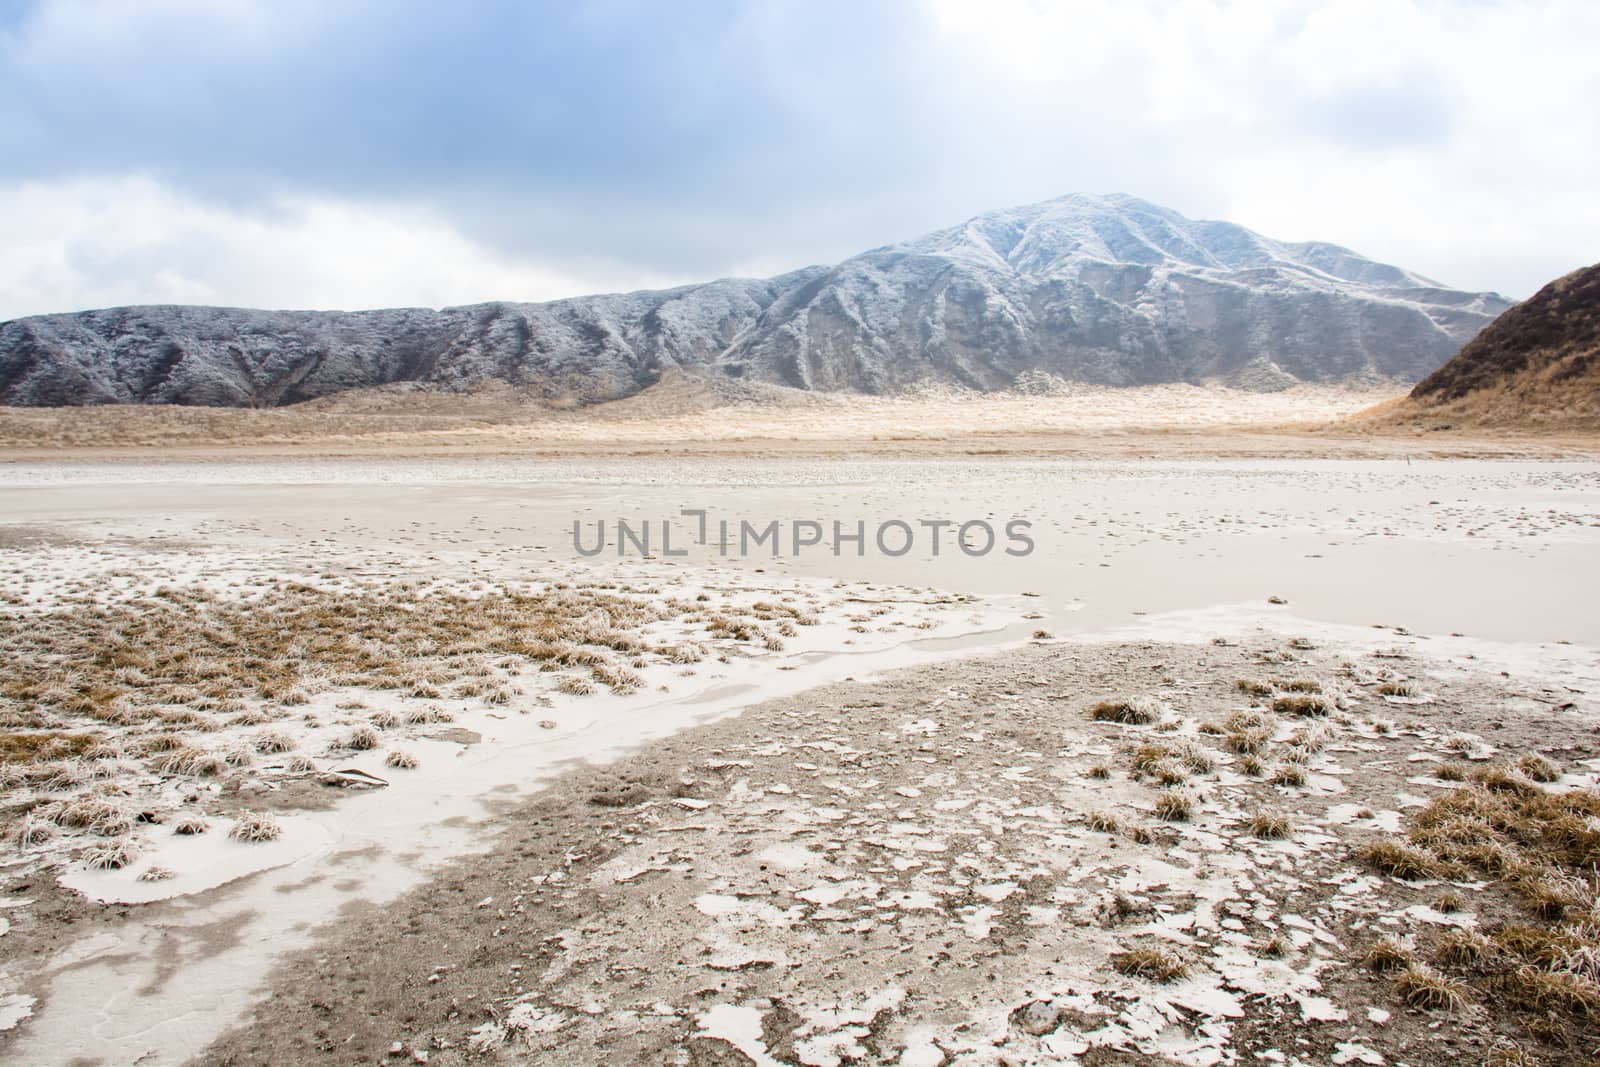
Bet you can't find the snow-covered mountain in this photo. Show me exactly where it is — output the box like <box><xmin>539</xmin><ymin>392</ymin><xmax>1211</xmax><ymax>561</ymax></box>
<box><xmin>0</xmin><ymin>194</ymin><xmax>1512</xmax><ymax>406</ymax></box>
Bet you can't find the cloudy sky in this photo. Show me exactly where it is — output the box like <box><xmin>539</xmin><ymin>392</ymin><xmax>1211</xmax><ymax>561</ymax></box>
<box><xmin>1</xmin><ymin>0</ymin><xmax>1595</xmax><ymax>320</ymax></box>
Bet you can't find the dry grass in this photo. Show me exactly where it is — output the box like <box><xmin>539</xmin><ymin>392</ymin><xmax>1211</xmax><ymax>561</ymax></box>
<box><xmin>1176</xmin><ymin>743</ymin><xmax>1216</xmax><ymax>775</ymax></box>
<box><xmin>1495</xmin><ymin>963</ymin><xmax>1600</xmax><ymax>1019</ymax></box>
<box><xmin>0</xmin><ymin>379</ymin><xmax>1414</xmax><ymax>454</ymax></box>
<box><xmin>1130</xmin><ymin>743</ymin><xmax>1171</xmax><ymax>775</ymax></box>
<box><xmin>1248</xmin><ymin>812</ymin><xmax>1292</xmax><ymax>840</ymax></box>
<box><xmin>1435</xmin><ymin>930</ymin><xmax>1495</xmax><ymax>968</ymax></box>
<box><xmin>1395</xmin><ymin>962</ymin><xmax>1470</xmax><ymax>1012</ymax></box>
<box><xmin>1154</xmin><ymin>790</ymin><xmax>1193</xmax><ymax>822</ymax></box>
<box><xmin>14</xmin><ymin>813</ymin><xmax>57</xmax><ymax>848</ymax></box>
<box><xmin>1483</xmin><ymin>1042</ymin><xmax>1543</xmax><ymax>1067</ymax></box>
<box><xmin>1270</xmin><ymin>764</ymin><xmax>1308</xmax><ymax>788</ymax></box>
<box><xmin>84</xmin><ymin>837</ymin><xmax>138</xmax><ymax>870</ymax></box>
<box><xmin>1152</xmin><ymin>763</ymin><xmax>1188</xmax><ymax>787</ymax></box>
<box><xmin>1517</xmin><ymin>754</ymin><xmax>1563</xmax><ymax>783</ymax></box>
<box><xmin>1271</xmin><ymin>694</ymin><xmax>1329</xmax><ymax>717</ymax></box>
<box><xmin>4</xmin><ymin>581</ymin><xmax>729</xmax><ymax>865</ymax></box>
<box><xmin>252</xmin><ymin>731</ymin><xmax>296</xmax><ymax>754</ymax></box>
<box><xmin>1223</xmin><ymin>710</ymin><xmax>1273</xmax><ymax>759</ymax></box>
<box><xmin>1091</xmin><ymin>698</ymin><xmax>1161</xmax><ymax>725</ymax></box>
<box><xmin>347</xmin><ymin>726</ymin><xmax>380</xmax><ymax>751</ymax></box>
<box><xmin>229</xmin><ymin>811</ymin><xmax>282</xmax><ymax>843</ymax></box>
<box><xmin>1362</xmin><ymin>938</ymin><xmax>1415</xmax><ymax>973</ymax></box>
<box><xmin>1361</xmin><ymin>840</ymin><xmax>1446</xmax><ymax>880</ymax></box>
<box><xmin>1365</xmin><ymin>776</ymin><xmax>1600</xmax><ymax>1049</ymax></box>
<box><xmin>1257</xmin><ymin>934</ymin><xmax>1292</xmax><ymax>959</ymax></box>
<box><xmin>0</xmin><ymin>583</ymin><xmax>745</xmax><ymax>740</ymax></box>
<box><xmin>384</xmin><ymin>749</ymin><xmax>419</xmax><ymax>770</ymax></box>
<box><xmin>1110</xmin><ymin>946</ymin><xmax>1189</xmax><ymax>982</ymax></box>
<box><xmin>0</xmin><ymin>730</ymin><xmax>99</xmax><ymax>763</ymax></box>
<box><xmin>1086</xmin><ymin>811</ymin><xmax>1121</xmax><ymax>834</ymax></box>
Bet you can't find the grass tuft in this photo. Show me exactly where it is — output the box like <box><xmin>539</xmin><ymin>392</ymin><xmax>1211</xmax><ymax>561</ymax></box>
<box><xmin>229</xmin><ymin>811</ymin><xmax>282</xmax><ymax>843</ymax></box>
<box><xmin>1272</xmin><ymin>695</ymin><xmax>1328</xmax><ymax>717</ymax></box>
<box><xmin>1362</xmin><ymin>938</ymin><xmax>1415</xmax><ymax>973</ymax></box>
<box><xmin>1395</xmin><ymin>962</ymin><xmax>1469</xmax><ymax>1012</ymax></box>
<box><xmin>1517</xmin><ymin>754</ymin><xmax>1563</xmax><ymax>783</ymax></box>
<box><xmin>1248</xmin><ymin>812</ymin><xmax>1292</xmax><ymax>840</ymax></box>
<box><xmin>1270</xmin><ymin>764</ymin><xmax>1308</xmax><ymax>788</ymax></box>
<box><xmin>1091</xmin><ymin>698</ymin><xmax>1161</xmax><ymax>725</ymax></box>
<box><xmin>1111</xmin><ymin>946</ymin><xmax>1188</xmax><ymax>982</ymax></box>
<box><xmin>1360</xmin><ymin>840</ymin><xmax>1442</xmax><ymax>880</ymax></box>
<box><xmin>1087</xmin><ymin>811</ymin><xmax>1121</xmax><ymax>834</ymax></box>
<box><xmin>84</xmin><ymin>837</ymin><xmax>138</xmax><ymax>870</ymax></box>
<box><xmin>1154</xmin><ymin>790</ymin><xmax>1193</xmax><ymax>822</ymax></box>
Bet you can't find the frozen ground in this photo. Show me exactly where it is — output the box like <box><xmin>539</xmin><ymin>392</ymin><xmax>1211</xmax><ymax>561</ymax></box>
<box><xmin>200</xmin><ymin>626</ymin><xmax>1600</xmax><ymax>1066</ymax></box>
<box><xmin>0</xmin><ymin>455</ymin><xmax>1596</xmax><ymax>1065</ymax></box>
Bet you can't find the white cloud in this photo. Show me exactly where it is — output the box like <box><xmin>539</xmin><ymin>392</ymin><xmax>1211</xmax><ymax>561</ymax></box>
<box><xmin>2</xmin><ymin>1</ymin><xmax>1593</xmax><ymax>316</ymax></box>
<box><xmin>0</xmin><ymin>175</ymin><xmax>690</xmax><ymax>320</ymax></box>
<box><xmin>925</xmin><ymin>0</ymin><xmax>1600</xmax><ymax>296</ymax></box>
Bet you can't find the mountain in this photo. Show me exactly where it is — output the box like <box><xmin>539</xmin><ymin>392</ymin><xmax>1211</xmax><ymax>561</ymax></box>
<box><xmin>0</xmin><ymin>194</ymin><xmax>1513</xmax><ymax>408</ymax></box>
<box><xmin>1404</xmin><ymin>262</ymin><xmax>1599</xmax><ymax>425</ymax></box>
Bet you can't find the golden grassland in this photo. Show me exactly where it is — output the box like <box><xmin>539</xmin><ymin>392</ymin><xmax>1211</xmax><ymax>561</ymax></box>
<box><xmin>0</xmin><ymin>579</ymin><xmax>818</xmax><ymax>865</ymax></box>
<box><xmin>2</xmin><ymin>376</ymin><xmax>1594</xmax><ymax>458</ymax></box>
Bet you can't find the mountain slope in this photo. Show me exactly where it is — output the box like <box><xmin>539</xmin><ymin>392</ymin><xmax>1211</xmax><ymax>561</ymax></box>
<box><xmin>0</xmin><ymin>194</ymin><xmax>1512</xmax><ymax>407</ymax></box>
<box><xmin>1398</xmin><ymin>262</ymin><xmax>1600</xmax><ymax>427</ymax></box>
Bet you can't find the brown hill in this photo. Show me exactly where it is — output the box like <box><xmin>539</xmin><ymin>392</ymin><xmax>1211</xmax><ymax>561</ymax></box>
<box><xmin>1400</xmin><ymin>262</ymin><xmax>1600</xmax><ymax>428</ymax></box>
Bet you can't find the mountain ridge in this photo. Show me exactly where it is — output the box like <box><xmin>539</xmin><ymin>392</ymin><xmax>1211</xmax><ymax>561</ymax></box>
<box><xmin>0</xmin><ymin>194</ymin><xmax>1513</xmax><ymax>408</ymax></box>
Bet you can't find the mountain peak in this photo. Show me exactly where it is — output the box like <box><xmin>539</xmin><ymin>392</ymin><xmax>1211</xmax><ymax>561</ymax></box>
<box><xmin>0</xmin><ymin>197</ymin><xmax>1513</xmax><ymax>407</ymax></box>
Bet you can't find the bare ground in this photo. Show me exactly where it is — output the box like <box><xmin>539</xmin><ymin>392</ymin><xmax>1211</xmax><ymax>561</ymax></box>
<box><xmin>192</xmin><ymin>635</ymin><xmax>1600</xmax><ymax>1067</ymax></box>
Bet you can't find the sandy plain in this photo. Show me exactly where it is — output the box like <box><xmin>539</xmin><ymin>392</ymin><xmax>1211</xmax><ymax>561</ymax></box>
<box><xmin>1</xmin><ymin>386</ymin><xmax>1598</xmax><ymax>1066</ymax></box>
